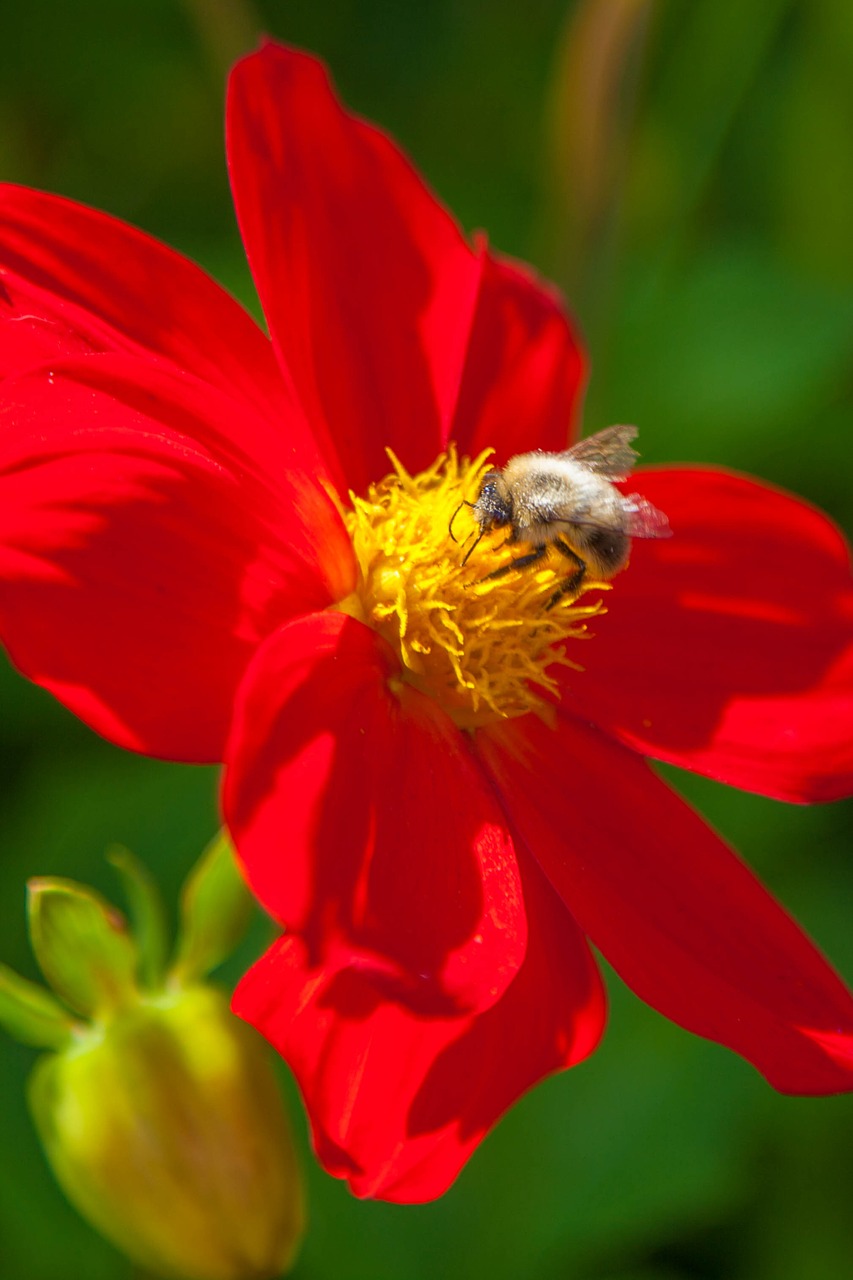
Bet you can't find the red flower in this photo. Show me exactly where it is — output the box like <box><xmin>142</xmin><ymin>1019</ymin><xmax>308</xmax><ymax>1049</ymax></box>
<box><xmin>3</xmin><ymin>41</ymin><xmax>853</xmax><ymax>1202</ymax></box>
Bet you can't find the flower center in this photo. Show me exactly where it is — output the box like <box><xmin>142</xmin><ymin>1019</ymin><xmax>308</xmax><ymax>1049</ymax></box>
<box><xmin>338</xmin><ymin>448</ymin><xmax>607</xmax><ymax>730</ymax></box>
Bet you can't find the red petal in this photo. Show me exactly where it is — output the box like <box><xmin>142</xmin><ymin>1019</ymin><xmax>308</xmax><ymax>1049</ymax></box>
<box><xmin>223</xmin><ymin>611</ymin><xmax>527</xmax><ymax>1015</ymax></box>
<box><xmin>0</xmin><ymin>355</ymin><xmax>353</xmax><ymax>761</ymax></box>
<box><xmin>479</xmin><ymin>714</ymin><xmax>853</xmax><ymax>1094</ymax></box>
<box><xmin>563</xmin><ymin>467</ymin><xmax>853</xmax><ymax>802</ymax></box>
<box><xmin>0</xmin><ymin>183</ymin><xmax>289</xmax><ymax>423</ymax></box>
<box><xmin>450</xmin><ymin>247</ymin><xmax>587</xmax><ymax>460</ymax></box>
<box><xmin>226</xmin><ymin>41</ymin><xmax>483</xmax><ymax>495</ymax></box>
<box><xmin>233</xmin><ymin>851</ymin><xmax>605</xmax><ymax>1202</ymax></box>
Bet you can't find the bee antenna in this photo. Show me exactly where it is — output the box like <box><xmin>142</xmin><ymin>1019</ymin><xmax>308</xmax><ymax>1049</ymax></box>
<box><xmin>461</xmin><ymin>529</ymin><xmax>484</xmax><ymax>566</ymax></box>
<box><xmin>448</xmin><ymin>498</ymin><xmax>476</xmax><ymax>544</ymax></box>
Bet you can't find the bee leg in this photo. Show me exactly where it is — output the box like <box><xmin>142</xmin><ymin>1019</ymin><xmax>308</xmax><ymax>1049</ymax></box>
<box><xmin>477</xmin><ymin>544</ymin><xmax>548</xmax><ymax>583</ymax></box>
<box><xmin>546</xmin><ymin>540</ymin><xmax>586</xmax><ymax>609</ymax></box>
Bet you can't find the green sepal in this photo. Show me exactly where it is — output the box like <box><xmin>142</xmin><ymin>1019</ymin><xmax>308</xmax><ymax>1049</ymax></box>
<box><xmin>170</xmin><ymin>830</ymin><xmax>254</xmax><ymax>984</ymax></box>
<box><xmin>0</xmin><ymin>962</ymin><xmax>77</xmax><ymax>1050</ymax></box>
<box><xmin>28</xmin><ymin>878</ymin><xmax>139</xmax><ymax>1018</ymax></box>
<box><xmin>106</xmin><ymin>846</ymin><xmax>169</xmax><ymax>990</ymax></box>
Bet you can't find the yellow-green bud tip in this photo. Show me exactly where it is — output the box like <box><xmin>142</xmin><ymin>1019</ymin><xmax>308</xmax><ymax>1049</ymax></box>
<box><xmin>28</xmin><ymin>984</ymin><xmax>304</xmax><ymax>1280</ymax></box>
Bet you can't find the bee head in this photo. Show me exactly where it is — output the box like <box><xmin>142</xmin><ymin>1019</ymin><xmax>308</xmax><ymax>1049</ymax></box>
<box><xmin>473</xmin><ymin>472</ymin><xmax>512</xmax><ymax>531</ymax></box>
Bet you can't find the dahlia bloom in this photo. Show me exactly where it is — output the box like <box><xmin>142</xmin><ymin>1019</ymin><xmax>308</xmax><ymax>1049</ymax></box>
<box><xmin>3</xmin><ymin>41</ymin><xmax>853</xmax><ymax>1203</ymax></box>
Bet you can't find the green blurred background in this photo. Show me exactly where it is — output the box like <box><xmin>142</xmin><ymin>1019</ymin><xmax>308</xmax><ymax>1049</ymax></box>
<box><xmin>2</xmin><ymin>1</ymin><xmax>853</xmax><ymax>1277</ymax></box>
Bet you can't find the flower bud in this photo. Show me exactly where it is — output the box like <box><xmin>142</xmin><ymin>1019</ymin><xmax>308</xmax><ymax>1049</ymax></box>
<box><xmin>1</xmin><ymin>835</ymin><xmax>304</xmax><ymax>1280</ymax></box>
<box><xmin>29</xmin><ymin>984</ymin><xmax>304</xmax><ymax>1280</ymax></box>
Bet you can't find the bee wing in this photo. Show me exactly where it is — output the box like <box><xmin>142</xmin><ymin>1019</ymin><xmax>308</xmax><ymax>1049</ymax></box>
<box><xmin>621</xmin><ymin>493</ymin><xmax>672</xmax><ymax>539</ymax></box>
<box><xmin>561</xmin><ymin>424</ymin><xmax>639</xmax><ymax>480</ymax></box>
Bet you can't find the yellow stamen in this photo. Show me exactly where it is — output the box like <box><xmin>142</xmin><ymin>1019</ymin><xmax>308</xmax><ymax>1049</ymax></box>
<box><xmin>339</xmin><ymin>447</ymin><xmax>608</xmax><ymax>730</ymax></box>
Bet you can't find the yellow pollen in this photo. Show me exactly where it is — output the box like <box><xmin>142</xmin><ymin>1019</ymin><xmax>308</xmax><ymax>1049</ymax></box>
<box><xmin>339</xmin><ymin>447</ymin><xmax>608</xmax><ymax>729</ymax></box>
